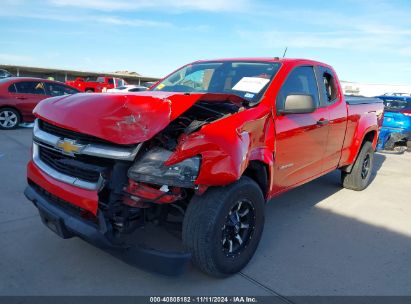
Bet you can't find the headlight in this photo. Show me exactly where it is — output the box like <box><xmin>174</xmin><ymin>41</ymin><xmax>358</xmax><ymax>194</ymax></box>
<box><xmin>128</xmin><ymin>147</ymin><xmax>200</xmax><ymax>188</ymax></box>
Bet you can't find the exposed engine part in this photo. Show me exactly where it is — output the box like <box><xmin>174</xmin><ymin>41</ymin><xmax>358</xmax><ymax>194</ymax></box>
<box><xmin>124</xmin><ymin>179</ymin><xmax>184</xmax><ymax>204</ymax></box>
<box><xmin>97</xmin><ymin>99</ymin><xmax>240</xmax><ymax>237</ymax></box>
<box><xmin>150</xmin><ymin>100</ymin><xmax>240</xmax><ymax>150</ymax></box>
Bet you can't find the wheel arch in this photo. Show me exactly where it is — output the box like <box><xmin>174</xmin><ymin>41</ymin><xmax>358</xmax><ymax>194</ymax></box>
<box><xmin>341</xmin><ymin>129</ymin><xmax>377</xmax><ymax>173</ymax></box>
<box><xmin>242</xmin><ymin>160</ymin><xmax>269</xmax><ymax>198</ymax></box>
<box><xmin>0</xmin><ymin>105</ymin><xmax>22</xmax><ymax>120</ymax></box>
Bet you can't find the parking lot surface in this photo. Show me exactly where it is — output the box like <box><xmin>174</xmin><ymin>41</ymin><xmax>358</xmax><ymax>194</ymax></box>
<box><xmin>1</xmin><ymin>128</ymin><xmax>410</xmax><ymax>298</ymax></box>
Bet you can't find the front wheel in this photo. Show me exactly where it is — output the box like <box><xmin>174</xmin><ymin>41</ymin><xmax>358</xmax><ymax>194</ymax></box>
<box><xmin>341</xmin><ymin>141</ymin><xmax>374</xmax><ymax>191</ymax></box>
<box><xmin>182</xmin><ymin>177</ymin><xmax>265</xmax><ymax>277</ymax></box>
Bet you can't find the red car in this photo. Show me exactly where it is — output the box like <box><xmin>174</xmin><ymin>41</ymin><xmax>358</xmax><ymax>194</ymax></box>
<box><xmin>0</xmin><ymin>77</ymin><xmax>79</xmax><ymax>129</ymax></box>
<box><xmin>66</xmin><ymin>76</ymin><xmax>127</xmax><ymax>93</ymax></box>
<box><xmin>25</xmin><ymin>58</ymin><xmax>384</xmax><ymax>276</ymax></box>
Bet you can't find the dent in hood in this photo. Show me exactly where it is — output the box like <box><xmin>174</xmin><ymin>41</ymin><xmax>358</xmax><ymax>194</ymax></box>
<box><xmin>34</xmin><ymin>92</ymin><xmax>242</xmax><ymax>145</ymax></box>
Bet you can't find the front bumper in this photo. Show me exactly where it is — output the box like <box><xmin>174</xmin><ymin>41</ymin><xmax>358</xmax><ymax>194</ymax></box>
<box><xmin>24</xmin><ymin>185</ymin><xmax>191</xmax><ymax>276</ymax></box>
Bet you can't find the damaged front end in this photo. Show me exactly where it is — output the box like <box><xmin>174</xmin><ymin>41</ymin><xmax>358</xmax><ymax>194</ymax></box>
<box><xmin>26</xmin><ymin>92</ymin><xmax>246</xmax><ymax>275</ymax></box>
<box><xmin>377</xmin><ymin>110</ymin><xmax>411</xmax><ymax>152</ymax></box>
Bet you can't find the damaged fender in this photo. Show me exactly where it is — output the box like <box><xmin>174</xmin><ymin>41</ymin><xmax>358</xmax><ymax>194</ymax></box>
<box><xmin>33</xmin><ymin>92</ymin><xmax>219</xmax><ymax>145</ymax></box>
<box><xmin>166</xmin><ymin>107</ymin><xmax>275</xmax><ymax>190</ymax></box>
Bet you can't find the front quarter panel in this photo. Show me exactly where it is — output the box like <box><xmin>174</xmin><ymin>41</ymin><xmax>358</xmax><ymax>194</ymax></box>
<box><xmin>165</xmin><ymin>105</ymin><xmax>274</xmax><ymax>187</ymax></box>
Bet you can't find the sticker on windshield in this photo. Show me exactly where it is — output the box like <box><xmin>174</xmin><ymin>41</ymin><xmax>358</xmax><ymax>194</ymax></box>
<box><xmin>244</xmin><ymin>93</ymin><xmax>254</xmax><ymax>98</ymax></box>
<box><xmin>157</xmin><ymin>83</ymin><xmax>165</xmax><ymax>90</ymax></box>
<box><xmin>232</xmin><ymin>77</ymin><xmax>270</xmax><ymax>94</ymax></box>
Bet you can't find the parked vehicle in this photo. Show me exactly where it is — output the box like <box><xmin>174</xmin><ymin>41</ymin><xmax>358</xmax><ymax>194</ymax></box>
<box><xmin>382</xmin><ymin>92</ymin><xmax>410</xmax><ymax>97</ymax></box>
<box><xmin>375</xmin><ymin>95</ymin><xmax>411</xmax><ymax>151</ymax></box>
<box><xmin>66</xmin><ymin>76</ymin><xmax>127</xmax><ymax>93</ymax></box>
<box><xmin>25</xmin><ymin>58</ymin><xmax>384</xmax><ymax>277</ymax></box>
<box><xmin>106</xmin><ymin>85</ymin><xmax>147</xmax><ymax>93</ymax></box>
<box><xmin>0</xmin><ymin>77</ymin><xmax>79</xmax><ymax>129</ymax></box>
<box><xmin>0</xmin><ymin>69</ymin><xmax>13</xmax><ymax>79</ymax></box>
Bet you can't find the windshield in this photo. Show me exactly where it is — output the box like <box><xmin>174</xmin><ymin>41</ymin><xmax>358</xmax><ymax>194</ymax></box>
<box><xmin>152</xmin><ymin>61</ymin><xmax>281</xmax><ymax>104</ymax></box>
<box><xmin>381</xmin><ymin>97</ymin><xmax>411</xmax><ymax>111</ymax></box>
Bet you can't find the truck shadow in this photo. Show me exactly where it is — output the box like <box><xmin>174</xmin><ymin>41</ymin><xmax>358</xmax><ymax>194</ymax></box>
<box><xmin>238</xmin><ymin>152</ymin><xmax>411</xmax><ymax>295</ymax></box>
<box><xmin>266</xmin><ymin>152</ymin><xmax>386</xmax><ymax>207</ymax></box>
<box><xmin>369</xmin><ymin>152</ymin><xmax>386</xmax><ymax>184</ymax></box>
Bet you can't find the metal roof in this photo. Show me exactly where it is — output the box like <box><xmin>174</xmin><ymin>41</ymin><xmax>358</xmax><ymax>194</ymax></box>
<box><xmin>0</xmin><ymin>64</ymin><xmax>160</xmax><ymax>83</ymax></box>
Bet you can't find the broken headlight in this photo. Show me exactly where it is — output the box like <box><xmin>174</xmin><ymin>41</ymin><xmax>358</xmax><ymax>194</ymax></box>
<box><xmin>128</xmin><ymin>147</ymin><xmax>200</xmax><ymax>188</ymax></box>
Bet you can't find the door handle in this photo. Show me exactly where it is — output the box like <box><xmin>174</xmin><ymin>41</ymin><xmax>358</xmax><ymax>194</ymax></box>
<box><xmin>16</xmin><ymin>97</ymin><xmax>27</xmax><ymax>100</ymax></box>
<box><xmin>317</xmin><ymin>118</ymin><xmax>329</xmax><ymax>125</ymax></box>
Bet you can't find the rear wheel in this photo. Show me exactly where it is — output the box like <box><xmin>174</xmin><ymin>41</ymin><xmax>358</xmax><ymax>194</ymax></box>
<box><xmin>0</xmin><ymin>108</ymin><xmax>20</xmax><ymax>129</ymax></box>
<box><xmin>85</xmin><ymin>89</ymin><xmax>94</xmax><ymax>93</ymax></box>
<box><xmin>341</xmin><ymin>141</ymin><xmax>374</xmax><ymax>191</ymax></box>
<box><xmin>182</xmin><ymin>177</ymin><xmax>265</xmax><ymax>277</ymax></box>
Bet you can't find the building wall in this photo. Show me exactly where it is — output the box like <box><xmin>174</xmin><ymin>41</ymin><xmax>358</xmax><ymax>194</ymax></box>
<box><xmin>341</xmin><ymin>81</ymin><xmax>411</xmax><ymax>97</ymax></box>
<box><xmin>0</xmin><ymin>65</ymin><xmax>160</xmax><ymax>86</ymax></box>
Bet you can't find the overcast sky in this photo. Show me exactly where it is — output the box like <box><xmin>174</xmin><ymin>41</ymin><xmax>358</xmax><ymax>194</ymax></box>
<box><xmin>1</xmin><ymin>0</ymin><xmax>411</xmax><ymax>84</ymax></box>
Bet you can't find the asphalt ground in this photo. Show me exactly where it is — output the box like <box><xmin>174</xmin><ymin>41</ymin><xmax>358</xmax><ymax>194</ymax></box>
<box><xmin>1</xmin><ymin>127</ymin><xmax>410</xmax><ymax>299</ymax></box>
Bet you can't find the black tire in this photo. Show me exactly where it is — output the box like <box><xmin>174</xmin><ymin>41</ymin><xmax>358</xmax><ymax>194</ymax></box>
<box><xmin>85</xmin><ymin>89</ymin><xmax>94</xmax><ymax>93</ymax></box>
<box><xmin>182</xmin><ymin>176</ymin><xmax>265</xmax><ymax>277</ymax></box>
<box><xmin>341</xmin><ymin>141</ymin><xmax>374</xmax><ymax>191</ymax></box>
<box><xmin>0</xmin><ymin>107</ymin><xmax>21</xmax><ymax>130</ymax></box>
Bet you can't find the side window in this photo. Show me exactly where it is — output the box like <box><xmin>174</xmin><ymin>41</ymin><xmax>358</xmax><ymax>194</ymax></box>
<box><xmin>108</xmin><ymin>78</ymin><xmax>114</xmax><ymax>85</ymax></box>
<box><xmin>14</xmin><ymin>81</ymin><xmax>46</xmax><ymax>95</ymax></box>
<box><xmin>8</xmin><ymin>84</ymin><xmax>17</xmax><ymax>93</ymax></box>
<box><xmin>181</xmin><ymin>70</ymin><xmax>208</xmax><ymax>90</ymax></box>
<box><xmin>115</xmin><ymin>79</ymin><xmax>124</xmax><ymax>87</ymax></box>
<box><xmin>276</xmin><ymin>66</ymin><xmax>319</xmax><ymax>112</ymax></box>
<box><xmin>319</xmin><ymin>67</ymin><xmax>338</xmax><ymax>103</ymax></box>
<box><xmin>129</xmin><ymin>87</ymin><xmax>147</xmax><ymax>92</ymax></box>
<box><xmin>383</xmin><ymin>98</ymin><xmax>407</xmax><ymax>110</ymax></box>
<box><xmin>45</xmin><ymin>83</ymin><xmax>78</xmax><ymax>96</ymax></box>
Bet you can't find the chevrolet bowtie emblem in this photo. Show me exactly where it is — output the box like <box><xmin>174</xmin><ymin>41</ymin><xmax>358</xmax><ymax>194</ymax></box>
<box><xmin>56</xmin><ymin>139</ymin><xmax>84</xmax><ymax>155</ymax></box>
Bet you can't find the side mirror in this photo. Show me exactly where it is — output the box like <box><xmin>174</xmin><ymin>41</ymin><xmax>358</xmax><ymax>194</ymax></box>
<box><xmin>280</xmin><ymin>94</ymin><xmax>316</xmax><ymax>114</ymax></box>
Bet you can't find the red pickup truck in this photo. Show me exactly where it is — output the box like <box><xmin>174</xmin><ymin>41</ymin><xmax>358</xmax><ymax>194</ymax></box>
<box><xmin>25</xmin><ymin>58</ymin><xmax>383</xmax><ymax>277</ymax></box>
<box><xmin>66</xmin><ymin>76</ymin><xmax>127</xmax><ymax>93</ymax></box>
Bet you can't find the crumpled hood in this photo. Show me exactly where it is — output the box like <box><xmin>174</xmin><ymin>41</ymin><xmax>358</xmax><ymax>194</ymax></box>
<box><xmin>34</xmin><ymin>91</ymin><xmax>209</xmax><ymax>145</ymax></box>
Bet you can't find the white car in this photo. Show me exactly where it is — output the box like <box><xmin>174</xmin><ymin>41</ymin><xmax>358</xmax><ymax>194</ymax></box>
<box><xmin>106</xmin><ymin>85</ymin><xmax>148</xmax><ymax>93</ymax></box>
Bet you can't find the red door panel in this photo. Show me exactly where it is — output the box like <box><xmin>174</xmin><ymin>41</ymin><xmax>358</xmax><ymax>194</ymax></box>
<box><xmin>271</xmin><ymin>65</ymin><xmax>329</xmax><ymax>194</ymax></box>
<box><xmin>273</xmin><ymin>107</ymin><xmax>329</xmax><ymax>192</ymax></box>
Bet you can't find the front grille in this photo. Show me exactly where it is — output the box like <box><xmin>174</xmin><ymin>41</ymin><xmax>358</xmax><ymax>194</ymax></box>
<box><xmin>39</xmin><ymin>145</ymin><xmax>113</xmax><ymax>183</ymax></box>
<box><xmin>39</xmin><ymin>120</ymin><xmax>133</xmax><ymax>148</ymax></box>
<box><xmin>29</xmin><ymin>180</ymin><xmax>97</xmax><ymax>221</ymax></box>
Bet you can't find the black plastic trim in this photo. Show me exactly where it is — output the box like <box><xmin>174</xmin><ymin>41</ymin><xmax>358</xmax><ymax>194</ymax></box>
<box><xmin>24</xmin><ymin>185</ymin><xmax>191</xmax><ymax>275</ymax></box>
<box><xmin>345</xmin><ymin>96</ymin><xmax>384</xmax><ymax>105</ymax></box>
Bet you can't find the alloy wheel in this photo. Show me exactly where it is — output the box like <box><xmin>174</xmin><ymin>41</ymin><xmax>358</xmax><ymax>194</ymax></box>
<box><xmin>361</xmin><ymin>153</ymin><xmax>371</xmax><ymax>179</ymax></box>
<box><xmin>221</xmin><ymin>199</ymin><xmax>255</xmax><ymax>256</ymax></box>
<box><xmin>0</xmin><ymin>110</ymin><xmax>18</xmax><ymax>128</ymax></box>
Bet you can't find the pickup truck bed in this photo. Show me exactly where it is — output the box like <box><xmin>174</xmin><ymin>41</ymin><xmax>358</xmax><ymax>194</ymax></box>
<box><xmin>339</xmin><ymin>96</ymin><xmax>384</xmax><ymax>168</ymax></box>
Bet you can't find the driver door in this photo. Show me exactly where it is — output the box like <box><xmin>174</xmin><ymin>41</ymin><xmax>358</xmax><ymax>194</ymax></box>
<box><xmin>272</xmin><ymin>66</ymin><xmax>329</xmax><ymax>193</ymax></box>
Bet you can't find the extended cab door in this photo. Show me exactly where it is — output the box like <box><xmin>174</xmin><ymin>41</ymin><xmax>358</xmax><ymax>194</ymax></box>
<box><xmin>273</xmin><ymin>66</ymin><xmax>329</xmax><ymax>192</ymax></box>
<box><xmin>316</xmin><ymin>66</ymin><xmax>348</xmax><ymax>172</ymax></box>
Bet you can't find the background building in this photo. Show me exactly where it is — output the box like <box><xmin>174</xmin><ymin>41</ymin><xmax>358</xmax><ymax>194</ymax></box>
<box><xmin>341</xmin><ymin>81</ymin><xmax>411</xmax><ymax>97</ymax></box>
<box><xmin>0</xmin><ymin>64</ymin><xmax>160</xmax><ymax>86</ymax></box>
